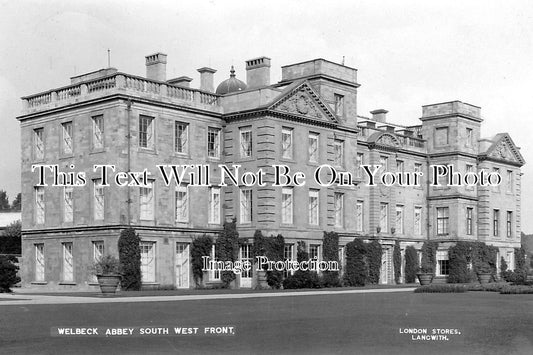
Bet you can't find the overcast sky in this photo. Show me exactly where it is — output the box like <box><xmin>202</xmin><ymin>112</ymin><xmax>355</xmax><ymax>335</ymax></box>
<box><xmin>1</xmin><ymin>0</ymin><xmax>532</xmax><ymax>231</ymax></box>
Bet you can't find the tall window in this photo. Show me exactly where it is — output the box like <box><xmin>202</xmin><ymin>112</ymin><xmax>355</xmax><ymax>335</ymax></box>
<box><xmin>356</xmin><ymin>153</ymin><xmax>364</xmax><ymax>178</ymax></box>
<box><xmin>210</xmin><ymin>245</ymin><xmax>220</xmax><ymax>280</ymax></box>
<box><xmin>414</xmin><ymin>207</ymin><xmax>422</xmax><ymax>235</ymax></box>
<box><xmin>308</xmin><ymin>190</ymin><xmax>319</xmax><ymax>225</ymax></box>
<box><xmin>209</xmin><ymin>187</ymin><xmax>221</xmax><ymax>224</ymax></box>
<box><xmin>436</xmin><ymin>207</ymin><xmax>449</xmax><ymax>235</ymax></box>
<box><xmin>308</xmin><ymin>133</ymin><xmax>319</xmax><ymax>163</ymax></box>
<box><xmin>140</xmin><ymin>241</ymin><xmax>156</xmax><ymax>283</ymax></box>
<box><xmin>395</xmin><ymin>205</ymin><xmax>404</xmax><ymax>234</ymax></box>
<box><xmin>175</xmin><ymin>122</ymin><xmax>188</xmax><ymax>154</ymax></box>
<box><xmin>62</xmin><ymin>122</ymin><xmax>73</xmax><ymax>155</ymax></box>
<box><xmin>379</xmin><ymin>203</ymin><xmax>388</xmax><ymax>232</ymax></box>
<box><xmin>140</xmin><ymin>182</ymin><xmax>154</xmax><ymax>220</ymax></box>
<box><xmin>63</xmin><ymin>186</ymin><xmax>73</xmax><ymax>223</ymax></box>
<box><xmin>240</xmin><ymin>127</ymin><xmax>252</xmax><ymax>158</ymax></box>
<box><xmin>334</xmin><ymin>94</ymin><xmax>344</xmax><ymax>117</ymax></box>
<box><xmin>396</xmin><ymin>160</ymin><xmax>404</xmax><ymax>173</ymax></box>
<box><xmin>333</xmin><ymin>139</ymin><xmax>344</xmax><ymax>167</ymax></box>
<box><xmin>35</xmin><ymin>186</ymin><xmax>45</xmax><ymax>224</ymax></box>
<box><xmin>92</xmin><ymin>115</ymin><xmax>104</xmax><ymax>149</ymax></box>
<box><xmin>34</xmin><ymin>128</ymin><xmax>44</xmax><ymax>160</ymax></box>
<box><xmin>465</xmin><ymin>128</ymin><xmax>473</xmax><ymax>147</ymax></box>
<box><xmin>284</xmin><ymin>244</ymin><xmax>294</xmax><ymax>277</ymax></box>
<box><xmin>493</xmin><ymin>209</ymin><xmax>500</xmax><ymax>237</ymax></box>
<box><xmin>356</xmin><ymin>201</ymin><xmax>364</xmax><ymax>232</ymax></box>
<box><xmin>91</xmin><ymin>241</ymin><xmax>104</xmax><ymax>282</ymax></box>
<box><xmin>379</xmin><ymin>156</ymin><xmax>388</xmax><ymax>171</ymax></box>
<box><xmin>493</xmin><ymin>167</ymin><xmax>500</xmax><ymax>192</ymax></box>
<box><xmin>281</xmin><ymin>188</ymin><xmax>293</xmax><ymax>224</ymax></box>
<box><xmin>281</xmin><ymin>127</ymin><xmax>293</xmax><ymax>159</ymax></box>
<box><xmin>506</xmin><ymin>211</ymin><xmax>512</xmax><ymax>238</ymax></box>
<box><xmin>35</xmin><ymin>244</ymin><xmax>45</xmax><ymax>282</ymax></box>
<box><xmin>506</xmin><ymin>170</ymin><xmax>513</xmax><ymax>193</ymax></box>
<box><xmin>435</xmin><ymin>127</ymin><xmax>449</xmax><ymax>146</ymax></box>
<box><xmin>466</xmin><ymin>207</ymin><xmax>473</xmax><ymax>235</ymax></box>
<box><xmin>436</xmin><ymin>250</ymin><xmax>449</xmax><ymax>276</ymax></box>
<box><xmin>414</xmin><ymin>163</ymin><xmax>422</xmax><ymax>173</ymax></box>
<box><xmin>62</xmin><ymin>242</ymin><xmax>73</xmax><ymax>282</ymax></box>
<box><xmin>334</xmin><ymin>193</ymin><xmax>344</xmax><ymax>228</ymax></box>
<box><xmin>207</xmin><ymin>127</ymin><xmax>220</xmax><ymax>158</ymax></box>
<box><xmin>139</xmin><ymin>115</ymin><xmax>154</xmax><ymax>149</ymax></box>
<box><xmin>309</xmin><ymin>244</ymin><xmax>320</xmax><ymax>261</ymax></box>
<box><xmin>93</xmin><ymin>179</ymin><xmax>105</xmax><ymax>220</ymax></box>
<box><xmin>175</xmin><ymin>186</ymin><xmax>189</xmax><ymax>223</ymax></box>
<box><xmin>240</xmin><ymin>188</ymin><xmax>252</xmax><ymax>223</ymax></box>
<box><xmin>466</xmin><ymin>164</ymin><xmax>475</xmax><ymax>190</ymax></box>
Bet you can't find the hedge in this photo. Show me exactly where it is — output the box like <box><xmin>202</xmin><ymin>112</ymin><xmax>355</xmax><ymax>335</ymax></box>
<box><xmin>393</xmin><ymin>241</ymin><xmax>401</xmax><ymax>284</ymax></box>
<box><xmin>252</xmin><ymin>230</ymin><xmax>285</xmax><ymax>289</ymax></box>
<box><xmin>404</xmin><ymin>246</ymin><xmax>418</xmax><ymax>283</ymax></box>
<box><xmin>343</xmin><ymin>239</ymin><xmax>367</xmax><ymax>286</ymax></box>
<box><xmin>448</xmin><ymin>241</ymin><xmax>499</xmax><ymax>283</ymax></box>
<box><xmin>118</xmin><ymin>228</ymin><xmax>142</xmax><ymax>290</ymax></box>
<box><xmin>366</xmin><ymin>240</ymin><xmax>382</xmax><ymax>284</ymax></box>
<box><xmin>322</xmin><ymin>231</ymin><xmax>340</xmax><ymax>287</ymax></box>
<box><xmin>191</xmin><ymin>235</ymin><xmax>213</xmax><ymax>286</ymax></box>
<box><xmin>216</xmin><ymin>218</ymin><xmax>239</xmax><ymax>288</ymax></box>
<box><xmin>283</xmin><ymin>241</ymin><xmax>321</xmax><ymax>289</ymax></box>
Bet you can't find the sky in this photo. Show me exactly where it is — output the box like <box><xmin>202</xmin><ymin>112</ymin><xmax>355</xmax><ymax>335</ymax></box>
<box><xmin>0</xmin><ymin>0</ymin><xmax>532</xmax><ymax>230</ymax></box>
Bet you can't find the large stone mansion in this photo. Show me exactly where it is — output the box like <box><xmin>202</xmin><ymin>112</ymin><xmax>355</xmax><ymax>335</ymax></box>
<box><xmin>17</xmin><ymin>53</ymin><xmax>524</xmax><ymax>290</ymax></box>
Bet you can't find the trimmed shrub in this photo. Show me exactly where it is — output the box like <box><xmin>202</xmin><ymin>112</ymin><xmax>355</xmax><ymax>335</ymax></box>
<box><xmin>414</xmin><ymin>284</ymin><xmax>467</xmax><ymax>293</ymax></box>
<box><xmin>404</xmin><ymin>246</ymin><xmax>418</xmax><ymax>283</ymax></box>
<box><xmin>118</xmin><ymin>228</ymin><xmax>142</xmax><ymax>290</ymax></box>
<box><xmin>500</xmin><ymin>285</ymin><xmax>533</xmax><ymax>294</ymax></box>
<box><xmin>420</xmin><ymin>241</ymin><xmax>437</xmax><ymax>275</ymax></box>
<box><xmin>282</xmin><ymin>241</ymin><xmax>321</xmax><ymax>289</ymax></box>
<box><xmin>216</xmin><ymin>218</ymin><xmax>239</xmax><ymax>288</ymax></box>
<box><xmin>252</xmin><ymin>230</ymin><xmax>285</xmax><ymax>289</ymax></box>
<box><xmin>322</xmin><ymin>231</ymin><xmax>340</xmax><ymax>287</ymax></box>
<box><xmin>366</xmin><ymin>240</ymin><xmax>382</xmax><ymax>284</ymax></box>
<box><xmin>448</xmin><ymin>242</ymin><xmax>470</xmax><ymax>283</ymax></box>
<box><xmin>0</xmin><ymin>255</ymin><xmax>20</xmax><ymax>292</ymax></box>
<box><xmin>191</xmin><ymin>235</ymin><xmax>213</xmax><ymax>287</ymax></box>
<box><xmin>343</xmin><ymin>239</ymin><xmax>367</xmax><ymax>286</ymax></box>
<box><xmin>393</xmin><ymin>241</ymin><xmax>401</xmax><ymax>284</ymax></box>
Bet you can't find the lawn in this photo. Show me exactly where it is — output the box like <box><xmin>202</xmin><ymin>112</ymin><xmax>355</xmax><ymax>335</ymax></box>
<box><xmin>0</xmin><ymin>291</ymin><xmax>531</xmax><ymax>354</ymax></box>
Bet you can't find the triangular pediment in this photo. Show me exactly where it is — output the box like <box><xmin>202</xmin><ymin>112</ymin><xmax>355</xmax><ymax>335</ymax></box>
<box><xmin>269</xmin><ymin>81</ymin><xmax>338</xmax><ymax>125</ymax></box>
<box><xmin>485</xmin><ymin>133</ymin><xmax>525</xmax><ymax>166</ymax></box>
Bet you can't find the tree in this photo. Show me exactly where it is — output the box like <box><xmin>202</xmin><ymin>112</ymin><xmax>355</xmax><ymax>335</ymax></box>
<box><xmin>0</xmin><ymin>190</ymin><xmax>9</xmax><ymax>211</ymax></box>
<box><xmin>216</xmin><ymin>218</ymin><xmax>239</xmax><ymax>288</ymax></box>
<box><xmin>118</xmin><ymin>228</ymin><xmax>142</xmax><ymax>290</ymax></box>
<box><xmin>0</xmin><ymin>256</ymin><xmax>20</xmax><ymax>292</ymax></box>
<box><xmin>11</xmin><ymin>193</ymin><xmax>21</xmax><ymax>211</ymax></box>
<box><xmin>0</xmin><ymin>221</ymin><xmax>21</xmax><ymax>254</ymax></box>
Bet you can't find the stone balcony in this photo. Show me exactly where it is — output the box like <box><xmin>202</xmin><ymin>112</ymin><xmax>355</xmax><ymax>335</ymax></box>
<box><xmin>20</xmin><ymin>72</ymin><xmax>223</xmax><ymax>116</ymax></box>
<box><xmin>357</xmin><ymin>123</ymin><xmax>426</xmax><ymax>151</ymax></box>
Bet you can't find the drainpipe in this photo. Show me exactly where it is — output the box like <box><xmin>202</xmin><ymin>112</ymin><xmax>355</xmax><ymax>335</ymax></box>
<box><xmin>126</xmin><ymin>99</ymin><xmax>132</xmax><ymax>226</ymax></box>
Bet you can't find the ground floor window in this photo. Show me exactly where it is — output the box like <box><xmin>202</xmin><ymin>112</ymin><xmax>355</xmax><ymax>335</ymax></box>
<box><xmin>284</xmin><ymin>244</ymin><xmax>294</xmax><ymax>278</ymax></box>
<box><xmin>35</xmin><ymin>244</ymin><xmax>45</xmax><ymax>281</ymax></box>
<box><xmin>436</xmin><ymin>250</ymin><xmax>449</xmax><ymax>276</ymax></box>
<box><xmin>210</xmin><ymin>245</ymin><xmax>220</xmax><ymax>281</ymax></box>
<box><xmin>140</xmin><ymin>241</ymin><xmax>156</xmax><ymax>283</ymax></box>
<box><xmin>62</xmin><ymin>242</ymin><xmax>73</xmax><ymax>282</ymax></box>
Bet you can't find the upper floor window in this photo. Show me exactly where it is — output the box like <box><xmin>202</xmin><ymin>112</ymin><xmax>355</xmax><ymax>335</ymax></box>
<box><xmin>436</xmin><ymin>207</ymin><xmax>449</xmax><ymax>235</ymax></box>
<box><xmin>62</xmin><ymin>122</ymin><xmax>73</xmax><ymax>155</ymax></box>
<box><xmin>395</xmin><ymin>205</ymin><xmax>404</xmax><ymax>234</ymax></box>
<box><xmin>308</xmin><ymin>133</ymin><xmax>319</xmax><ymax>163</ymax></box>
<box><xmin>208</xmin><ymin>187</ymin><xmax>221</xmax><ymax>224</ymax></box>
<box><xmin>175</xmin><ymin>185</ymin><xmax>189</xmax><ymax>223</ymax></box>
<box><xmin>466</xmin><ymin>207</ymin><xmax>473</xmax><ymax>235</ymax></box>
<box><xmin>34</xmin><ymin>128</ymin><xmax>44</xmax><ymax>160</ymax></box>
<box><xmin>308</xmin><ymin>189</ymin><xmax>319</xmax><ymax>225</ymax></box>
<box><xmin>175</xmin><ymin>122</ymin><xmax>188</xmax><ymax>154</ymax></box>
<box><xmin>140</xmin><ymin>181</ymin><xmax>154</xmax><ymax>220</ymax></box>
<box><xmin>414</xmin><ymin>207</ymin><xmax>422</xmax><ymax>235</ymax></box>
<box><xmin>92</xmin><ymin>115</ymin><xmax>104</xmax><ymax>150</ymax></box>
<box><xmin>139</xmin><ymin>115</ymin><xmax>154</xmax><ymax>149</ymax></box>
<box><xmin>466</xmin><ymin>164</ymin><xmax>475</xmax><ymax>190</ymax></box>
<box><xmin>240</xmin><ymin>188</ymin><xmax>252</xmax><ymax>223</ymax></box>
<box><xmin>414</xmin><ymin>163</ymin><xmax>422</xmax><ymax>173</ymax></box>
<box><xmin>356</xmin><ymin>153</ymin><xmax>364</xmax><ymax>178</ymax></box>
<box><xmin>435</xmin><ymin>127</ymin><xmax>449</xmax><ymax>146</ymax></box>
<box><xmin>207</xmin><ymin>127</ymin><xmax>221</xmax><ymax>158</ymax></box>
<box><xmin>356</xmin><ymin>201</ymin><xmax>364</xmax><ymax>232</ymax></box>
<box><xmin>493</xmin><ymin>209</ymin><xmax>500</xmax><ymax>237</ymax></box>
<box><xmin>334</xmin><ymin>193</ymin><xmax>344</xmax><ymax>228</ymax></box>
<box><xmin>281</xmin><ymin>188</ymin><xmax>293</xmax><ymax>224</ymax></box>
<box><xmin>396</xmin><ymin>160</ymin><xmax>404</xmax><ymax>173</ymax></box>
<box><xmin>379</xmin><ymin>203</ymin><xmax>388</xmax><ymax>232</ymax></box>
<box><xmin>466</xmin><ymin>128</ymin><xmax>473</xmax><ymax>147</ymax></box>
<box><xmin>507</xmin><ymin>211</ymin><xmax>513</xmax><ymax>238</ymax></box>
<box><xmin>93</xmin><ymin>179</ymin><xmax>104</xmax><ymax>221</ymax></box>
<box><xmin>380</xmin><ymin>156</ymin><xmax>389</xmax><ymax>171</ymax></box>
<box><xmin>35</xmin><ymin>186</ymin><xmax>45</xmax><ymax>224</ymax></box>
<box><xmin>240</xmin><ymin>127</ymin><xmax>252</xmax><ymax>158</ymax></box>
<box><xmin>333</xmin><ymin>139</ymin><xmax>344</xmax><ymax>167</ymax></box>
<box><xmin>281</xmin><ymin>127</ymin><xmax>293</xmax><ymax>159</ymax></box>
<box><xmin>506</xmin><ymin>170</ymin><xmax>513</xmax><ymax>193</ymax></box>
<box><xmin>63</xmin><ymin>186</ymin><xmax>73</xmax><ymax>223</ymax></box>
<box><xmin>334</xmin><ymin>94</ymin><xmax>344</xmax><ymax>117</ymax></box>
<box><xmin>493</xmin><ymin>167</ymin><xmax>500</xmax><ymax>192</ymax></box>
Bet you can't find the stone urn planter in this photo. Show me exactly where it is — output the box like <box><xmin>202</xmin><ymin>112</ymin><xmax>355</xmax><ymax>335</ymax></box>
<box><xmin>477</xmin><ymin>273</ymin><xmax>492</xmax><ymax>285</ymax></box>
<box><xmin>97</xmin><ymin>274</ymin><xmax>121</xmax><ymax>294</ymax></box>
<box><xmin>416</xmin><ymin>273</ymin><xmax>433</xmax><ymax>285</ymax></box>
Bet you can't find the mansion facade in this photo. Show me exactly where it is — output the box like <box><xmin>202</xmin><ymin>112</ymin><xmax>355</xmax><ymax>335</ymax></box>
<box><xmin>17</xmin><ymin>53</ymin><xmax>524</xmax><ymax>290</ymax></box>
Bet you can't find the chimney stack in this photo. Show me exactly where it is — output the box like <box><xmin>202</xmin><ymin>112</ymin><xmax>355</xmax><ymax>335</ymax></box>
<box><xmin>370</xmin><ymin>109</ymin><xmax>388</xmax><ymax>123</ymax></box>
<box><xmin>197</xmin><ymin>67</ymin><xmax>217</xmax><ymax>92</ymax></box>
<box><xmin>145</xmin><ymin>53</ymin><xmax>167</xmax><ymax>81</ymax></box>
<box><xmin>245</xmin><ymin>56</ymin><xmax>271</xmax><ymax>89</ymax></box>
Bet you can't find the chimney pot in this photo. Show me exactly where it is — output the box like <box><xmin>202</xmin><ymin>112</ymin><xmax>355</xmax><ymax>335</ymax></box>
<box><xmin>167</xmin><ymin>76</ymin><xmax>193</xmax><ymax>88</ymax></box>
<box><xmin>245</xmin><ymin>56</ymin><xmax>271</xmax><ymax>89</ymax></box>
<box><xmin>145</xmin><ymin>53</ymin><xmax>167</xmax><ymax>81</ymax></box>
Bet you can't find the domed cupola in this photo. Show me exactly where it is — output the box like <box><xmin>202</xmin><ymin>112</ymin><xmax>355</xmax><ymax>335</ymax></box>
<box><xmin>215</xmin><ymin>66</ymin><xmax>247</xmax><ymax>95</ymax></box>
